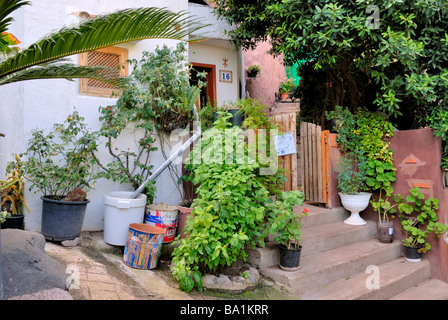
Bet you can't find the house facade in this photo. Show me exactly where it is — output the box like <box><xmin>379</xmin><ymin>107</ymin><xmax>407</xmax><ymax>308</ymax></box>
<box><xmin>0</xmin><ymin>0</ymin><xmax>244</xmax><ymax>232</ymax></box>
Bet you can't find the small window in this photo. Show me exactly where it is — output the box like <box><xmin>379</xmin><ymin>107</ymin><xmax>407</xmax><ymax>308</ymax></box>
<box><xmin>79</xmin><ymin>47</ymin><xmax>128</xmax><ymax>97</ymax></box>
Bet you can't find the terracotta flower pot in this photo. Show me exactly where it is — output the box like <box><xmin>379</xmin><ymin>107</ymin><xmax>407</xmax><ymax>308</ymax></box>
<box><xmin>177</xmin><ymin>206</ymin><xmax>193</xmax><ymax>239</ymax></box>
<box><xmin>280</xmin><ymin>92</ymin><xmax>289</xmax><ymax>101</ymax></box>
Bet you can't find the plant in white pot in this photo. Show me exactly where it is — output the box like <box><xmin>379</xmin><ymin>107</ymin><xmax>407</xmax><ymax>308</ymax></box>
<box><xmin>337</xmin><ymin>155</ymin><xmax>371</xmax><ymax>225</ymax></box>
<box><xmin>11</xmin><ymin>112</ymin><xmax>100</xmax><ymax>241</ymax></box>
<box><xmin>268</xmin><ymin>190</ymin><xmax>309</xmax><ymax>271</ymax></box>
<box><xmin>327</xmin><ymin>106</ymin><xmax>371</xmax><ymax>225</ymax></box>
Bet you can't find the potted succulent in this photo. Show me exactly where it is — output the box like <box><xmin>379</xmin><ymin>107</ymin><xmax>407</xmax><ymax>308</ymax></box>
<box><xmin>1</xmin><ymin>156</ymin><xmax>30</xmax><ymax>229</ymax></box>
<box><xmin>247</xmin><ymin>65</ymin><xmax>261</xmax><ymax>78</ymax></box>
<box><xmin>279</xmin><ymin>78</ymin><xmax>295</xmax><ymax>101</ymax></box>
<box><xmin>11</xmin><ymin>112</ymin><xmax>100</xmax><ymax>241</ymax></box>
<box><xmin>268</xmin><ymin>190</ymin><xmax>308</xmax><ymax>271</ymax></box>
<box><xmin>398</xmin><ymin>187</ymin><xmax>448</xmax><ymax>262</ymax></box>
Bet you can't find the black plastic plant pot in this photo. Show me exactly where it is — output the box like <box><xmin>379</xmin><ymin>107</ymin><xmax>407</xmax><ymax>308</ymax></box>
<box><xmin>41</xmin><ymin>196</ymin><xmax>89</xmax><ymax>242</ymax></box>
<box><xmin>404</xmin><ymin>245</ymin><xmax>422</xmax><ymax>262</ymax></box>
<box><xmin>247</xmin><ymin>71</ymin><xmax>258</xmax><ymax>78</ymax></box>
<box><xmin>213</xmin><ymin>109</ymin><xmax>245</xmax><ymax>128</ymax></box>
<box><xmin>1</xmin><ymin>215</ymin><xmax>24</xmax><ymax>230</ymax></box>
<box><xmin>279</xmin><ymin>244</ymin><xmax>302</xmax><ymax>271</ymax></box>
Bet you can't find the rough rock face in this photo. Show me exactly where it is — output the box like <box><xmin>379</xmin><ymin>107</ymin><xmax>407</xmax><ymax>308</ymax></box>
<box><xmin>1</xmin><ymin>229</ymin><xmax>67</xmax><ymax>299</ymax></box>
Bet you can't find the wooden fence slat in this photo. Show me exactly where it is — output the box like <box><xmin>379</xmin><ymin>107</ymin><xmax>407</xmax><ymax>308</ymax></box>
<box><xmin>272</xmin><ymin>113</ymin><xmax>298</xmax><ymax>192</ymax></box>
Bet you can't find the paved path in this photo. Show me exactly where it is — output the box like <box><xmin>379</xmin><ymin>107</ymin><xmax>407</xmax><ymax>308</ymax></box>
<box><xmin>44</xmin><ymin>232</ymin><xmax>201</xmax><ymax>300</ymax></box>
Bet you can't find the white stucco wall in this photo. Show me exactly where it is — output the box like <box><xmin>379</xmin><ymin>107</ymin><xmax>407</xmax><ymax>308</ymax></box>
<box><xmin>0</xmin><ymin>0</ymin><xmax>189</xmax><ymax>232</ymax></box>
<box><xmin>189</xmin><ymin>41</ymin><xmax>240</xmax><ymax>107</ymax></box>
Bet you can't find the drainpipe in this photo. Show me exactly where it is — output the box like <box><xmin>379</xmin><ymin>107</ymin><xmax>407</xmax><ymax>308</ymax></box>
<box><xmin>129</xmin><ymin>105</ymin><xmax>202</xmax><ymax>199</ymax></box>
<box><xmin>240</xmin><ymin>48</ymin><xmax>246</xmax><ymax>99</ymax></box>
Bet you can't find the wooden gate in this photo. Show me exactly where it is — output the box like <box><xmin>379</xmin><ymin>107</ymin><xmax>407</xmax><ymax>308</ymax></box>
<box><xmin>273</xmin><ymin>113</ymin><xmax>298</xmax><ymax>192</ymax></box>
<box><xmin>300</xmin><ymin>122</ymin><xmax>330</xmax><ymax>206</ymax></box>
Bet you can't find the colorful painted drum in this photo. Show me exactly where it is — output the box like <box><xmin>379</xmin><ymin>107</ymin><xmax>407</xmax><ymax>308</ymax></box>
<box><xmin>145</xmin><ymin>204</ymin><xmax>179</xmax><ymax>243</ymax></box>
<box><xmin>123</xmin><ymin>223</ymin><xmax>165</xmax><ymax>270</ymax></box>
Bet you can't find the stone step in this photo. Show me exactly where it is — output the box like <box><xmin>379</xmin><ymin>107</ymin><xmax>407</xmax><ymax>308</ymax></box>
<box><xmin>247</xmin><ymin>205</ymin><xmax>365</xmax><ymax>268</ymax></box>
<box><xmin>259</xmin><ymin>239</ymin><xmax>402</xmax><ymax>295</ymax></box>
<box><xmin>247</xmin><ymin>220</ymin><xmax>377</xmax><ymax>268</ymax></box>
<box><xmin>300</xmin><ymin>220</ymin><xmax>377</xmax><ymax>257</ymax></box>
<box><xmin>300</xmin><ymin>258</ymin><xmax>431</xmax><ymax>300</ymax></box>
<box><xmin>389</xmin><ymin>278</ymin><xmax>448</xmax><ymax>300</ymax></box>
<box><xmin>298</xmin><ymin>204</ymin><xmax>348</xmax><ymax>228</ymax></box>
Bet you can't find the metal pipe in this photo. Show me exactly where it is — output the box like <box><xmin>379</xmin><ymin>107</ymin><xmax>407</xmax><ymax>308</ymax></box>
<box><xmin>129</xmin><ymin>105</ymin><xmax>201</xmax><ymax>199</ymax></box>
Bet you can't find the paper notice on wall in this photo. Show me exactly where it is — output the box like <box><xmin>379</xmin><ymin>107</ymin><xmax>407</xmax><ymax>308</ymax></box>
<box><xmin>273</xmin><ymin>132</ymin><xmax>296</xmax><ymax>156</ymax></box>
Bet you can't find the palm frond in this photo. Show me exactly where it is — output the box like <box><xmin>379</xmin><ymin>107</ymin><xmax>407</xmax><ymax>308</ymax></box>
<box><xmin>0</xmin><ymin>7</ymin><xmax>208</xmax><ymax>81</ymax></box>
<box><xmin>0</xmin><ymin>63</ymin><xmax>129</xmax><ymax>87</ymax></box>
<box><xmin>0</xmin><ymin>0</ymin><xmax>30</xmax><ymax>34</ymax></box>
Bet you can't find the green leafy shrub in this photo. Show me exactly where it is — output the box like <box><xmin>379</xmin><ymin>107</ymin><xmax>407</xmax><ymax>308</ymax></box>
<box><xmin>336</xmin><ymin>156</ymin><xmax>367</xmax><ymax>195</ymax></box>
<box><xmin>327</xmin><ymin>106</ymin><xmax>396</xmax><ymax>199</ymax></box>
<box><xmin>279</xmin><ymin>78</ymin><xmax>295</xmax><ymax>93</ymax></box>
<box><xmin>125</xmin><ymin>42</ymin><xmax>205</xmax><ymax>134</ymax></box>
<box><xmin>397</xmin><ymin>187</ymin><xmax>448</xmax><ymax>253</ymax></box>
<box><xmin>12</xmin><ymin>111</ymin><xmax>100</xmax><ymax>199</ymax></box>
<box><xmin>171</xmin><ymin>105</ymin><xmax>287</xmax><ymax>292</ymax></box>
<box><xmin>268</xmin><ymin>190</ymin><xmax>307</xmax><ymax>249</ymax></box>
<box><xmin>171</xmin><ymin>112</ymin><xmax>270</xmax><ymax>283</ymax></box>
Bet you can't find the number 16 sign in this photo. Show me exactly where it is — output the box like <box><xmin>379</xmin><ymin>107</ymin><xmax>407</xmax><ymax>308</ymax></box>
<box><xmin>219</xmin><ymin>70</ymin><xmax>233</xmax><ymax>83</ymax></box>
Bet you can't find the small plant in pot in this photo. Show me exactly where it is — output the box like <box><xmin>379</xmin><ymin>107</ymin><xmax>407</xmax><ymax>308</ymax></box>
<box><xmin>268</xmin><ymin>190</ymin><xmax>308</xmax><ymax>271</ymax></box>
<box><xmin>397</xmin><ymin>187</ymin><xmax>448</xmax><ymax>262</ymax></box>
<box><xmin>1</xmin><ymin>156</ymin><xmax>30</xmax><ymax>229</ymax></box>
<box><xmin>214</xmin><ymin>99</ymin><xmax>247</xmax><ymax>127</ymax></box>
<box><xmin>11</xmin><ymin>112</ymin><xmax>100</xmax><ymax>241</ymax></box>
<box><xmin>279</xmin><ymin>78</ymin><xmax>295</xmax><ymax>101</ymax></box>
<box><xmin>177</xmin><ymin>163</ymin><xmax>195</xmax><ymax>239</ymax></box>
<box><xmin>337</xmin><ymin>155</ymin><xmax>371</xmax><ymax>225</ymax></box>
<box><xmin>247</xmin><ymin>65</ymin><xmax>261</xmax><ymax>78</ymax></box>
<box><xmin>370</xmin><ymin>191</ymin><xmax>399</xmax><ymax>243</ymax></box>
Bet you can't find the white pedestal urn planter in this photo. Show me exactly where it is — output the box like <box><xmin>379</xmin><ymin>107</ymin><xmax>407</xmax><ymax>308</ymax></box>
<box><xmin>339</xmin><ymin>192</ymin><xmax>372</xmax><ymax>226</ymax></box>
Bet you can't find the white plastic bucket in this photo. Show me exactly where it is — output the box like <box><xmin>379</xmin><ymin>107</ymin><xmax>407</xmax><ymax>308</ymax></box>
<box><xmin>104</xmin><ymin>191</ymin><xmax>147</xmax><ymax>246</ymax></box>
<box><xmin>145</xmin><ymin>204</ymin><xmax>179</xmax><ymax>243</ymax></box>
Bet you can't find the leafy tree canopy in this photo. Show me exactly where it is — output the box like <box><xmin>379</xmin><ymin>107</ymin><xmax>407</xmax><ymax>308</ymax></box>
<box><xmin>213</xmin><ymin>0</ymin><xmax>448</xmax><ymax>129</ymax></box>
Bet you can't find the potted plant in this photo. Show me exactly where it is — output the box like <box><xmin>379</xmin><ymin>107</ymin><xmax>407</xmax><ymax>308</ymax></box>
<box><xmin>326</xmin><ymin>106</ymin><xmax>379</xmax><ymax>225</ymax></box>
<box><xmin>268</xmin><ymin>190</ymin><xmax>308</xmax><ymax>271</ymax></box>
<box><xmin>11</xmin><ymin>112</ymin><xmax>100</xmax><ymax>241</ymax></box>
<box><xmin>214</xmin><ymin>99</ymin><xmax>246</xmax><ymax>127</ymax></box>
<box><xmin>279</xmin><ymin>78</ymin><xmax>295</xmax><ymax>101</ymax></box>
<box><xmin>337</xmin><ymin>155</ymin><xmax>371</xmax><ymax>225</ymax></box>
<box><xmin>370</xmin><ymin>191</ymin><xmax>399</xmax><ymax>243</ymax></box>
<box><xmin>1</xmin><ymin>156</ymin><xmax>30</xmax><ymax>229</ymax></box>
<box><xmin>398</xmin><ymin>187</ymin><xmax>448</xmax><ymax>262</ymax></box>
<box><xmin>177</xmin><ymin>163</ymin><xmax>195</xmax><ymax>239</ymax></box>
<box><xmin>247</xmin><ymin>65</ymin><xmax>261</xmax><ymax>78</ymax></box>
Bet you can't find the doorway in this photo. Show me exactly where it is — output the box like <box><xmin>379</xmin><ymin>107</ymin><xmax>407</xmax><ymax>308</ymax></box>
<box><xmin>190</xmin><ymin>63</ymin><xmax>217</xmax><ymax>108</ymax></box>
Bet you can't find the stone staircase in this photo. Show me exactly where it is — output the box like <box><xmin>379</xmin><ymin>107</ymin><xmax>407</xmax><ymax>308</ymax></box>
<box><xmin>247</xmin><ymin>203</ymin><xmax>448</xmax><ymax>300</ymax></box>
